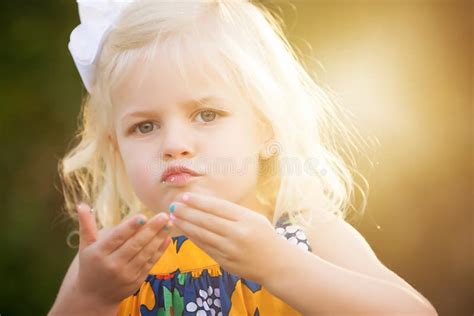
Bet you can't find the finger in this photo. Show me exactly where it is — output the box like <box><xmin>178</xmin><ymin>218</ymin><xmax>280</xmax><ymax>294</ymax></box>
<box><xmin>127</xmin><ymin>227</ymin><xmax>169</xmax><ymax>268</ymax></box>
<box><xmin>171</xmin><ymin>201</ymin><xmax>234</xmax><ymax>237</ymax></box>
<box><xmin>133</xmin><ymin>236</ymin><xmax>172</xmax><ymax>283</ymax></box>
<box><xmin>133</xmin><ymin>234</ymin><xmax>172</xmax><ymax>274</ymax></box>
<box><xmin>97</xmin><ymin>213</ymin><xmax>149</xmax><ymax>255</ymax></box>
<box><xmin>173</xmin><ymin>216</ymin><xmax>225</xmax><ymax>251</ymax></box>
<box><xmin>77</xmin><ymin>202</ymin><xmax>98</xmax><ymax>251</ymax></box>
<box><xmin>111</xmin><ymin>212</ymin><xmax>169</xmax><ymax>263</ymax></box>
<box><xmin>175</xmin><ymin>192</ymin><xmax>243</xmax><ymax>221</ymax></box>
<box><xmin>157</xmin><ymin>234</ymin><xmax>172</xmax><ymax>253</ymax></box>
<box><xmin>174</xmin><ymin>225</ymin><xmax>222</xmax><ymax>262</ymax></box>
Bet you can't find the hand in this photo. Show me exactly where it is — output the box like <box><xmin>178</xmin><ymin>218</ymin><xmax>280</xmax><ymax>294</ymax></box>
<box><xmin>75</xmin><ymin>202</ymin><xmax>172</xmax><ymax>306</ymax></box>
<box><xmin>169</xmin><ymin>192</ymin><xmax>284</xmax><ymax>284</ymax></box>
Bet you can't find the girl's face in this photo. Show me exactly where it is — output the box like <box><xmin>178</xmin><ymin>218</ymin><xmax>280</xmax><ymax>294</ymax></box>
<box><xmin>111</xmin><ymin>55</ymin><xmax>272</xmax><ymax>225</ymax></box>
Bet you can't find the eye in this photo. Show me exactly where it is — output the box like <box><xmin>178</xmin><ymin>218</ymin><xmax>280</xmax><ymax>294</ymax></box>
<box><xmin>195</xmin><ymin>109</ymin><xmax>220</xmax><ymax>123</ymax></box>
<box><xmin>133</xmin><ymin>121</ymin><xmax>157</xmax><ymax>134</ymax></box>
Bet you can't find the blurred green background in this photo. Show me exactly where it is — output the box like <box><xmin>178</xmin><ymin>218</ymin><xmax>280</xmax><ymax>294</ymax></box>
<box><xmin>0</xmin><ymin>0</ymin><xmax>471</xmax><ymax>315</ymax></box>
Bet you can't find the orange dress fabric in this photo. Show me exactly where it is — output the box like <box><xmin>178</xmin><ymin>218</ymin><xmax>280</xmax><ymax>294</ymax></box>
<box><xmin>117</xmin><ymin>213</ymin><xmax>312</xmax><ymax>316</ymax></box>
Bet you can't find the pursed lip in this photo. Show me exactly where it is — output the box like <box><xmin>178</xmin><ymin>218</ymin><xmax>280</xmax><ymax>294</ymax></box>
<box><xmin>160</xmin><ymin>165</ymin><xmax>202</xmax><ymax>182</ymax></box>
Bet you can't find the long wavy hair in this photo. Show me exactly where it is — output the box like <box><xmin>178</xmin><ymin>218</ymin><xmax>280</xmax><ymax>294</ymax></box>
<box><xmin>59</xmin><ymin>0</ymin><xmax>376</xmax><ymax>241</ymax></box>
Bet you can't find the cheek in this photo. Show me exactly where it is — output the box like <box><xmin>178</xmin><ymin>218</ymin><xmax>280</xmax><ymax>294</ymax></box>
<box><xmin>202</xmin><ymin>128</ymin><xmax>260</xmax><ymax>196</ymax></box>
<box><xmin>210</xmin><ymin>124</ymin><xmax>260</xmax><ymax>164</ymax></box>
<box><xmin>119</xmin><ymin>144</ymin><xmax>156</xmax><ymax>198</ymax></box>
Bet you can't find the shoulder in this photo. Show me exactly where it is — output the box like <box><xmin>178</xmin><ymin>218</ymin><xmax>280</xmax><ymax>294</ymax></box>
<box><xmin>305</xmin><ymin>213</ymin><xmax>381</xmax><ymax>268</ymax></box>
<box><xmin>304</xmin><ymin>212</ymin><xmax>432</xmax><ymax>305</ymax></box>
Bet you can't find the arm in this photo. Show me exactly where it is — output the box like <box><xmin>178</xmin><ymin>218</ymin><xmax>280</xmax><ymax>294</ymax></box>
<box><xmin>261</xmin><ymin>216</ymin><xmax>438</xmax><ymax>315</ymax></box>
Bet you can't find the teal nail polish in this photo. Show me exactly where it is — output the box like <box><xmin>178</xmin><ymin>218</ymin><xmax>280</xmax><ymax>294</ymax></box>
<box><xmin>163</xmin><ymin>225</ymin><xmax>169</xmax><ymax>231</ymax></box>
<box><xmin>169</xmin><ymin>203</ymin><xmax>176</xmax><ymax>213</ymax></box>
<box><xmin>137</xmin><ymin>217</ymin><xmax>145</xmax><ymax>225</ymax></box>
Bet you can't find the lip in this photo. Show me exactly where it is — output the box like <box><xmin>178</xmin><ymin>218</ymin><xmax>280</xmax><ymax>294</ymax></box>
<box><xmin>160</xmin><ymin>165</ymin><xmax>202</xmax><ymax>183</ymax></box>
<box><xmin>162</xmin><ymin>173</ymin><xmax>200</xmax><ymax>186</ymax></box>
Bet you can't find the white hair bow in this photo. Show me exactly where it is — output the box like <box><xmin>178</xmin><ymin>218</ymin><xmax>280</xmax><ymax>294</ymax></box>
<box><xmin>68</xmin><ymin>0</ymin><xmax>135</xmax><ymax>93</ymax></box>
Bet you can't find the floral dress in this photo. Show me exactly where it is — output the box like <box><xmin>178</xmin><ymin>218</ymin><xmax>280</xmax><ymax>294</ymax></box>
<box><xmin>117</xmin><ymin>212</ymin><xmax>313</xmax><ymax>316</ymax></box>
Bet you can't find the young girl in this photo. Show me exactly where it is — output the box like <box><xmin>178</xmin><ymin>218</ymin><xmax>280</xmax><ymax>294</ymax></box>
<box><xmin>49</xmin><ymin>0</ymin><xmax>437</xmax><ymax>315</ymax></box>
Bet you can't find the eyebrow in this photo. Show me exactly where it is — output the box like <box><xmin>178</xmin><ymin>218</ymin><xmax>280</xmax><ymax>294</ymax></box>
<box><xmin>120</xmin><ymin>96</ymin><xmax>224</xmax><ymax>122</ymax></box>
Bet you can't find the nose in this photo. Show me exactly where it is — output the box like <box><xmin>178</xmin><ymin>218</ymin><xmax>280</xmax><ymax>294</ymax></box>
<box><xmin>160</xmin><ymin>119</ymin><xmax>195</xmax><ymax>161</ymax></box>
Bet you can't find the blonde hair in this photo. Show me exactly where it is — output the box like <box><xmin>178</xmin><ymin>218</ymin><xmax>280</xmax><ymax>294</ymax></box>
<box><xmin>60</xmin><ymin>0</ymin><xmax>376</xmax><ymax>236</ymax></box>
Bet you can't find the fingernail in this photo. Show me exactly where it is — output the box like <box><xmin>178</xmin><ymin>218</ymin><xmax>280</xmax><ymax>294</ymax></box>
<box><xmin>90</xmin><ymin>207</ymin><xmax>94</xmax><ymax>214</ymax></box>
<box><xmin>137</xmin><ymin>216</ymin><xmax>146</xmax><ymax>225</ymax></box>
<box><xmin>170</xmin><ymin>213</ymin><xmax>176</xmax><ymax>221</ymax></box>
<box><xmin>182</xmin><ymin>194</ymin><xmax>189</xmax><ymax>202</ymax></box>
<box><xmin>169</xmin><ymin>203</ymin><xmax>176</xmax><ymax>213</ymax></box>
<box><xmin>163</xmin><ymin>224</ymin><xmax>170</xmax><ymax>231</ymax></box>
